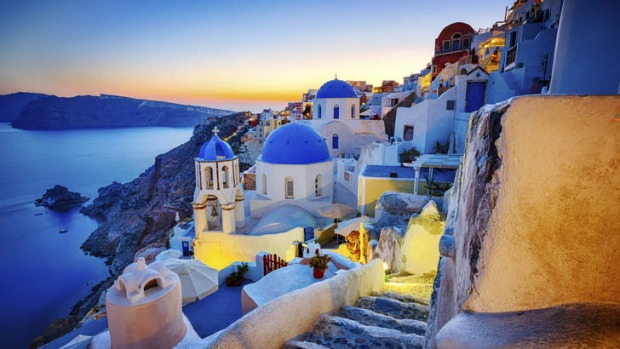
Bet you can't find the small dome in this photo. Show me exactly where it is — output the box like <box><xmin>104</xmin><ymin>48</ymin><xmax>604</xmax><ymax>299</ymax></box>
<box><xmin>316</xmin><ymin>79</ymin><xmax>358</xmax><ymax>99</ymax></box>
<box><xmin>250</xmin><ymin>205</ymin><xmax>317</xmax><ymax>235</ymax></box>
<box><xmin>198</xmin><ymin>134</ymin><xmax>235</xmax><ymax>161</ymax></box>
<box><xmin>261</xmin><ymin>123</ymin><xmax>331</xmax><ymax>164</ymax></box>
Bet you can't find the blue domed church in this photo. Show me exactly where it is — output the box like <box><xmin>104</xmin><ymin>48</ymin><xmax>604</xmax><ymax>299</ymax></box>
<box><xmin>250</xmin><ymin>122</ymin><xmax>334</xmax><ymax>217</ymax></box>
<box><xmin>307</xmin><ymin>79</ymin><xmax>386</xmax><ymax>157</ymax></box>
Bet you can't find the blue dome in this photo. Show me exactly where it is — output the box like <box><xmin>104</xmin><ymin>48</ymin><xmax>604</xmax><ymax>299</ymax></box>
<box><xmin>316</xmin><ymin>79</ymin><xmax>358</xmax><ymax>99</ymax></box>
<box><xmin>261</xmin><ymin>123</ymin><xmax>331</xmax><ymax>165</ymax></box>
<box><xmin>198</xmin><ymin>135</ymin><xmax>235</xmax><ymax>161</ymax></box>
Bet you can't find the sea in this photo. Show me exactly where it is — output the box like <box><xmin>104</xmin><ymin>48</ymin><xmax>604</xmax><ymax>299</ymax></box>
<box><xmin>0</xmin><ymin>123</ymin><xmax>194</xmax><ymax>348</ymax></box>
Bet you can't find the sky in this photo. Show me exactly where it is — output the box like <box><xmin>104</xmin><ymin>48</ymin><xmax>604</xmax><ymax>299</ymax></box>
<box><xmin>0</xmin><ymin>0</ymin><xmax>514</xmax><ymax>112</ymax></box>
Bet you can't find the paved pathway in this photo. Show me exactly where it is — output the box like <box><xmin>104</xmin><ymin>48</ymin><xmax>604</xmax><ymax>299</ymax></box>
<box><xmin>183</xmin><ymin>279</ymin><xmax>252</xmax><ymax>338</ymax></box>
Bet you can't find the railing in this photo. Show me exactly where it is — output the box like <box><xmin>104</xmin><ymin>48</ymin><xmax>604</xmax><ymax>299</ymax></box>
<box><xmin>263</xmin><ymin>253</ymin><xmax>287</xmax><ymax>275</ymax></box>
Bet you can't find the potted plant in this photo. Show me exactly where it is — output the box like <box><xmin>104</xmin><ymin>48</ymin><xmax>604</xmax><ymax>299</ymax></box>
<box><xmin>226</xmin><ymin>262</ymin><xmax>249</xmax><ymax>287</ymax></box>
<box><xmin>309</xmin><ymin>253</ymin><xmax>330</xmax><ymax>279</ymax></box>
<box><xmin>399</xmin><ymin>146</ymin><xmax>420</xmax><ymax>164</ymax></box>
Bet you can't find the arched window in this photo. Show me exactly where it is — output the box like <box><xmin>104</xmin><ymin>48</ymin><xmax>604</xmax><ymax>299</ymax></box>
<box><xmin>222</xmin><ymin>165</ymin><xmax>230</xmax><ymax>189</ymax></box>
<box><xmin>334</xmin><ymin>105</ymin><xmax>340</xmax><ymax>119</ymax></box>
<box><xmin>285</xmin><ymin>177</ymin><xmax>294</xmax><ymax>199</ymax></box>
<box><xmin>452</xmin><ymin>33</ymin><xmax>461</xmax><ymax>51</ymax></box>
<box><xmin>262</xmin><ymin>173</ymin><xmax>267</xmax><ymax>195</ymax></box>
<box><xmin>351</xmin><ymin>104</ymin><xmax>355</xmax><ymax>119</ymax></box>
<box><xmin>317</xmin><ymin>104</ymin><xmax>322</xmax><ymax>119</ymax></box>
<box><xmin>332</xmin><ymin>134</ymin><xmax>339</xmax><ymax>149</ymax></box>
<box><xmin>315</xmin><ymin>174</ymin><xmax>322</xmax><ymax>197</ymax></box>
<box><xmin>206</xmin><ymin>166</ymin><xmax>214</xmax><ymax>190</ymax></box>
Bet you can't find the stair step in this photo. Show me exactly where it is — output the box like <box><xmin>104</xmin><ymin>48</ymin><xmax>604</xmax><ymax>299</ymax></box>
<box><xmin>338</xmin><ymin>304</ymin><xmax>427</xmax><ymax>335</ymax></box>
<box><xmin>282</xmin><ymin>340</ymin><xmax>331</xmax><ymax>349</ymax></box>
<box><xmin>373</xmin><ymin>291</ymin><xmax>430</xmax><ymax>306</ymax></box>
<box><xmin>288</xmin><ymin>314</ymin><xmax>423</xmax><ymax>349</ymax></box>
<box><xmin>356</xmin><ymin>296</ymin><xmax>429</xmax><ymax>322</ymax></box>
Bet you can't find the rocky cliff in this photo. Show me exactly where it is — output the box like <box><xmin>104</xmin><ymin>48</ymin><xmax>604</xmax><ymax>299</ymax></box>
<box><xmin>80</xmin><ymin>111</ymin><xmax>250</xmax><ymax>275</ymax></box>
<box><xmin>0</xmin><ymin>92</ymin><xmax>48</xmax><ymax>121</ymax></box>
<box><xmin>10</xmin><ymin>94</ymin><xmax>233</xmax><ymax>129</ymax></box>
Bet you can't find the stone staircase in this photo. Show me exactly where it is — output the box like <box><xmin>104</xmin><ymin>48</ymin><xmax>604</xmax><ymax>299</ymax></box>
<box><xmin>283</xmin><ymin>291</ymin><xmax>430</xmax><ymax>349</ymax></box>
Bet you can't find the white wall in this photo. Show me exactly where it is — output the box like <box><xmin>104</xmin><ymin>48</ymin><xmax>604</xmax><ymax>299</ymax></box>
<box><xmin>395</xmin><ymin>87</ymin><xmax>455</xmax><ymax>154</ymax></box>
<box><xmin>196</xmin><ymin>260</ymin><xmax>385</xmax><ymax>349</ymax></box>
<box><xmin>313</xmin><ymin>97</ymin><xmax>359</xmax><ymax>120</ymax></box>
<box><xmin>550</xmin><ymin>0</ymin><xmax>620</xmax><ymax>94</ymax></box>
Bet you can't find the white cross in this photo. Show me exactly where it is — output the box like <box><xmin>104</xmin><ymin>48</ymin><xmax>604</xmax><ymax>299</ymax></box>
<box><xmin>213</xmin><ymin>126</ymin><xmax>219</xmax><ymax>136</ymax></box>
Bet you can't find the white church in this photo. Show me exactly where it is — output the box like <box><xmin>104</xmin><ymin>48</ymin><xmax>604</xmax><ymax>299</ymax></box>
<box><xmin>303</xmin><ymin>78</ymin><xmax>386</xmax><ymax>157</ymax></box>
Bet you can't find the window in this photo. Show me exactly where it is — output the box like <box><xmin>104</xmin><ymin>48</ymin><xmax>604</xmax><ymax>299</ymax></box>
<box><xmin>317</xmin><ymin>104</ymin><xmax>322</xmax><ymax>119</ymax></box>
<box><xmin>452</xmin><ymin>33</ymin><xmax>461</xmax><ymax>51</ymax></box>
<box><xmin>315</xmin><ymin>174</ymin><xmax>322</xmax><ymax>197</ymax></box>
<box><xmin>332</xmin><ymin>134</ymin><xmax>339</xmax><ymax>149</ymax></box>
<box><xmin>442</xmin><ymin>40</ymin><xmax>450</xmax><ymax>51</ymax></box>
<box><xmin>206</xmin><ymin>167</ymin><xmax>214</xmax><ymax>189</ymax></box>
<box><xmin>351</xmin><ymin>105</ymin><xmax>355</xmax><ymax>119</ymax></box>
<box><xmin>462</xmin><ymin>38</ymin><xmax>471</xmax><ymax>49</ymax></box>
<box><xmin>222</xmin><ymin>166</ymin><xmax>230</xmax><ymax>189</ymax></box>
<box><xmin>334</xmin><ymin>105</ymin><xmax>339</xmax><ymax>119</ymax></box>
<box><xmin>446</xmin><ymin>100</ymin><xmax>455</xmax><ymax>110</ymax></box>
<box><xmin>285</xmin><ymin>177</ymin><xmax>294</xmax><ymax>199</ymax></box>
<box><xmin>262</xmin><ymin>173</ymin><xmax>267</xmax><ymax>195</ymax></box>
<box><xmin>452</xmin><ymin>39</ymin><xmax>460</xmax><ymax>50</ymax></box>
<box><xmin>403</xmin><ymin>125</ymin><xmax>414</xmax><ymax>141</ymax></box>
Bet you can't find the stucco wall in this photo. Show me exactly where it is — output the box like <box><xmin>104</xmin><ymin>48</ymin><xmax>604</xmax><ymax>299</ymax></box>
<box><xmin>358</xmin><ymin>176</ymin><xmax>415</xmax><ymax>216</ymax></box>
<box><xmin>195</xmin><ymin>259</ymin><xmax>385</xmax><ymax>349</ymax></box>
<box><xmin>394</xmin><ymin>88</ymin><xmax>454</xmax><ymax>154</ymax></box>
<box><xmin>254</xmin><ymin>159</ymin><xmax>333</xmax><ymax>203</ymax></box>
<box><xmin>550</xmin><ymin>0</ymin><xmax>620</xmax><ymax>94</ymax></box>
<box><xmin>463</xmin><ymin>95</ymin><xmax>620</xmax><ymax>312</ymax></box>
<box><xmin>194</xmin><ymin>227</ymin><xmax>303</xmax><ymax>270</ymax></box>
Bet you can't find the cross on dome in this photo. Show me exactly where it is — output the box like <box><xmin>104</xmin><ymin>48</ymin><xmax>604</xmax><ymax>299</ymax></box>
<box><xmin>212</xmin><ymin>126</ymin><xmax>219</xmax><ymax>136</ymax></box>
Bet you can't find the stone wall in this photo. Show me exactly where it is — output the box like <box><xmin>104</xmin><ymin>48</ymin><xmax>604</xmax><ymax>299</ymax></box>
<box><xmin>426</xmin><ymin>95</ymin><xmax>620</xmax><ymax>348</ymax></box>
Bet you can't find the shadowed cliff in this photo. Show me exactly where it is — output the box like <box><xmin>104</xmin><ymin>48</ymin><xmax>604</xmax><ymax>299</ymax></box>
<box><xmin>10</xmin><ymin>94</ymin><xmax>234</xmax><ymax>129</ymax></box>
<box><xmin>80</xmin><ymin>111</ymin><xmax>250</xmax><ymax>275</ymax></box>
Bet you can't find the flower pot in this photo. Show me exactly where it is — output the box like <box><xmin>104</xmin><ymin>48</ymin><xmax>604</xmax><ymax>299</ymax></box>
<box><xmin>313</xmin><ymin>267</ymin><xmax>325</xmax><ymax>279</ymax></box>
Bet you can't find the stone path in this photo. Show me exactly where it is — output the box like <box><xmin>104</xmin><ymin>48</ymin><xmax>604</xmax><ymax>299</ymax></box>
<box><xmin>283</xmin><ymin>288</ymin><xmax>430</xmax><ymax>349</ymax></box>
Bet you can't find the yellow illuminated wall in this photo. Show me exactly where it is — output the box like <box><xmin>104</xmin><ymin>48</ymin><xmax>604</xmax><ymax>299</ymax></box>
<box><xmin>194</xmin><ymin>228</ymin><xmax>304</xmax><ymax>270</ymax></box>
<box><xmin>358</xmin><ymin>176</ymin><xmax>415</xmax><ymax>216</ymax></box>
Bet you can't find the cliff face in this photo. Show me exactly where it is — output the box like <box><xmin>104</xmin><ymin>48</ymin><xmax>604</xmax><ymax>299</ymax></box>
<box><xmin>11</xmin><ymin>94</ymin><xmax>233</xmax><ymax>129</ymax></box>
<box><xmin>81</xmin><ymin>112</ymin><xmax>250</xmax><ymax>275</ymax></box>
<box><xmin>0</xmin><ymin>92</ymin><xmax>48</xmax><ymax>121</ymax></box>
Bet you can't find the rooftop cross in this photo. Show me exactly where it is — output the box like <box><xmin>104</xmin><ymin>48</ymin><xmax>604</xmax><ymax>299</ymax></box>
<box><xmin>212</xmin><ymin>126</ymin><xmax>219</xmax><ymax>136</ymax></box>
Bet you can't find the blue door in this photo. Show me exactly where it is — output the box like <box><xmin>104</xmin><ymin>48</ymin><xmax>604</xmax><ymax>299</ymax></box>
<box><xmin>182</xmin><ymin>241</ymin><xmax>189</xmax><ymax>256</ymax></box>
<box><xmin>466</xmin><ymin>81</ymin><xmax>486</xmax><ymax>112</ymax></box>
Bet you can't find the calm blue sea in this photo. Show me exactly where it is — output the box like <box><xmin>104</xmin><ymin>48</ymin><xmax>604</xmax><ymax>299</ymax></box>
<box><xmin>0</xmin><ymin>123</ymin><xmax>194</xmax><ymax>348</ymax></box>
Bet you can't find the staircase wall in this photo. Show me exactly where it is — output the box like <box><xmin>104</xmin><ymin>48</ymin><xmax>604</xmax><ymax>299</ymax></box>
<box><xmin>201</xmin><ymin>259</ymin><xmax>385</xmax><ymax>349</ymax></box>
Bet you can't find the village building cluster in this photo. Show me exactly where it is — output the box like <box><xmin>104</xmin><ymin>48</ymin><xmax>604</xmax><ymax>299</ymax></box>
<box><xmin>72</xmin><ymin>1</ymin><xmax>620</xmax><ymax>348</ymax></box>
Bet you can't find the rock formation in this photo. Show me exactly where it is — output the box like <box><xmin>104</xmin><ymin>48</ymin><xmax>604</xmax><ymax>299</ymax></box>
<box><xmin>11</xmin><ymin>94</ymin><xmax>233</xmax><ymax>129</ymax></box>
<box><xmin>374</xmin><ymin>191</ymin><xmax>430</xmax><ymax>234</ymax></box>
<box><xmin>35</xmin><ymin>185</ymin><xmax>89</xmax><ymax>211</ymax></box>
<box><xmin>426</xmin><ymin>96</ymin><xmax>620</xmax><ymax>348</ymax></box>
